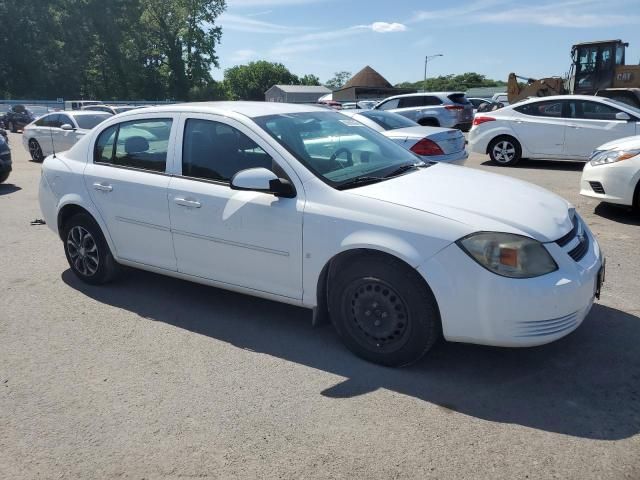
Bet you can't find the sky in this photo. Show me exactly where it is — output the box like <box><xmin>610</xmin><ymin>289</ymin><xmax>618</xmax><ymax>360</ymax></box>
<box><xmin>213</xmin><ymin>0</ymin><xmax>640</xmax><ymax>85</ymax></box>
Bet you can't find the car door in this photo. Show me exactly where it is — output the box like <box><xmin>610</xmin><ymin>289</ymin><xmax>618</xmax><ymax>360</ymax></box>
<box><xmin>510</xmin><ymin>100</ymin><xmax>568</xmax><ymax>157</ymax></box>
<box><xmin>29</xmin><ymin>114</ymin><xmax>54</xmax><ymax>155</ymax></box>
<box><xmin>563</xmin><ymin>100</ymin><xmax>638</xmax><ymax>159</ymax></box>
<box><xmin>167</xmin><ymin>113</ymin><xmax>304</xmax><ymax>300</ymax></box>
<box><xmin>83</xmin><ymin>116</ymin><xmax>178</xmax><ymax>270</ymax></box>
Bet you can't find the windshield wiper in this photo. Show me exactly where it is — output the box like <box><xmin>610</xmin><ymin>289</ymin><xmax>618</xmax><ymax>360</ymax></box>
<box><xmin>336</xmin><ymin>176</ymin><xmax>385</xmax><ymax>190</ymax></box>
<box><xmin>384</xmin><ymin>162</ymin><xmax>424</xmax><ymax>178</ymax></box>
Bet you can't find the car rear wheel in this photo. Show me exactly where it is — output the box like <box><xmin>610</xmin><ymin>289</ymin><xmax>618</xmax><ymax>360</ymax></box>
<box><xmin>488</xmin><ymin>136</ymin><xmax>522</xmax><ymax>166</ymax></box>
<box><xmin>329</xmin><ymin>254</ymin><xmax>441</xmax><ymax>367</ymax></box>
<box><xmin>29</xmin><ymin>139</ymin><xmax>44</xmax><ymax>162</ymax></box>
<box><xmin>0</xmin><ymin>171</ymin><xmax>9</xmax><ymax>184</ymax></box>
<box><xmin>62</xmin><ymin>213</ymin><xmax>119</xmax><ymax>285</ymax></box>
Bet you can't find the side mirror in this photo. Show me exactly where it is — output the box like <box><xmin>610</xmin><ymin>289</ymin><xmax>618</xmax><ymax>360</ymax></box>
<box><xmin>615</xmin><ymin>112</ymin><xmax>631</xmax><ymax>121</ymax></box>
<box><xmin>60</xmin><ymin>123</ymin><xmax>75</xmax><ymax>131</ymax></box>
<box><xmin>230</xmin><ymin>167</ymin><xmax>296</xmax><ymax>198</ymax></box>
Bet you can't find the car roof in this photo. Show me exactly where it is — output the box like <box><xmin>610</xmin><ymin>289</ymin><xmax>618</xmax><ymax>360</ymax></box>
<box><xmin>383</xmin><ymin>92</ymin><xmax>464</xmax><ymax>100</ymax></box>
<box><xmin>110</xmin><ymin>101</ymin><xmax>327</xmax><ymax>119</ymax></box>
<box><xmin>65</xmin><ymin>110</ymin><xmax>113</xmax><ymax>116</ymax></box>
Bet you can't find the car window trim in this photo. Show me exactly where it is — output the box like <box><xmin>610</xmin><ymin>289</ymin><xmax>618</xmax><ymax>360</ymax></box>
<box><xmin>93</xmin><ymin>160</ymin><xmax>172</xmax><ymax>177</ymax></box>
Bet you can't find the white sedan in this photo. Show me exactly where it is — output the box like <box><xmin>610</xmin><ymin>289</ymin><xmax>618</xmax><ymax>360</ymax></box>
<box><xmin>469</xmin><ymin>95</ymin><xmax>640</xmax><ymax>166</ymax></box>
<box><xmin>580</xmin><ymin>135</ymin><xmax>640</xmax><ymax>209</ymax></box>
<box><xmin>23</xmin><ymin>111</ymin><xmax>111</xmax><ymax>162</ymax></box>
<box><xmin>38</xmin><ymin>102</ymin><xmax>604</xmax><ymax>366</ymax></box>
<box><xmin>340</xmin><ymin>109</ymin><xmax>467</xmax><ymax>165</ymax></box>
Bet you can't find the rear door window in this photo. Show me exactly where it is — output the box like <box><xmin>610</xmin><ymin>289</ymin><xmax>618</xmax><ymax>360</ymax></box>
<box><xmin>514</xmin><ymin>100</ymin><xmax>566</xmax><ymax>118</ymax></box>
<box><xmin>93</xmin><ymin>119</ymin><xmax>172</xmax><ymax>172</ymax></box>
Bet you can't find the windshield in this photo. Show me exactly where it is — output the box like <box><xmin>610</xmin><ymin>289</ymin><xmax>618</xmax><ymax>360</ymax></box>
<box><xmin>254</xmin><ymin>111</ymin><xmax>421</xmax><ymax>188</ymax></box>
<box><xmin>358</xmin><ymin>110</ymin><xmax>418</xmax><ymax>130</ymax></box>
<box><xmin>74</xmin><ymin>113</ymin><xmax>110</xmax><ymax>130</ymax></box>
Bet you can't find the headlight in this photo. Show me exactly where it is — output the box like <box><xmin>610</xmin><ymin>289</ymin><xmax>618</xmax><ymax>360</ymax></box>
<box><xmin>457</xmin><ymin>232</ymin><xmax>558</xmax><ymax>278</ymax></box>
<box><xmin>590</xmin><ymin>148</ymin><xmax>640</xmax><ymax>166</ymax></box>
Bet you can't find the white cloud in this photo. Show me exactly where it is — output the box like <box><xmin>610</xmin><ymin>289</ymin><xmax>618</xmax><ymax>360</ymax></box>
<box><xmin>231</xmin><ymin>49</ymin><xmax>259</xmax><ymax>62</ymax></box>
<box><xmin>368</xmin><ymin>22</ymin><xmax>407</xmax><ymax>33</ymax></box>
<box><xmin>219</xmin><ymin>13</ymin><xmax>310</xmax><ymax>33</ymax></box>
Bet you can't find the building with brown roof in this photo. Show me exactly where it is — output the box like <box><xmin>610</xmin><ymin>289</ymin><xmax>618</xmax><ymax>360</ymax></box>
<box><xmin>331</xmin><ymin>66</ymin><xmax>415</xmax><ymax>102</ymax></box>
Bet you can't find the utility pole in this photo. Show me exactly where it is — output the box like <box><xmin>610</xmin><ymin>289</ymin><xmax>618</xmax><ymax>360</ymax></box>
<box><xmin>424</xmin><ymin>54</ymin><xmax>444</xmax><ymax>92</ymax></box>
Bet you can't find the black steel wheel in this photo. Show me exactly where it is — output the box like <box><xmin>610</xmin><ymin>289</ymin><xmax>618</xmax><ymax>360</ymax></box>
<box><xmin>29</xmin><ymin>139</ymin><xmax>44</xmax><ymax>162</ymax></box>
<box><xmin>329</xmin><ymin>254</ymin><xmax>441</xmax><ymax>367</ymax></box>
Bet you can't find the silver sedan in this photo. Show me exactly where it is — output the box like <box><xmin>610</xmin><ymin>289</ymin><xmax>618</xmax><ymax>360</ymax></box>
<box><xmin>341</xmin><ymin>109</ymin><xmax>468</xmax><ymax>165</ymax></box>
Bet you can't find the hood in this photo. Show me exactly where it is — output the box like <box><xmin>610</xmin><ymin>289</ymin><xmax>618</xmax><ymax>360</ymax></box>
<box><xmin>350</xmin><ymin>164</ymin><xmax>572</xmax><ymax>242</ymax></box>
<box><xmin>595</xmin><ymin>134</ymin><xmax>640</xmax><ymax>151</ymax></box>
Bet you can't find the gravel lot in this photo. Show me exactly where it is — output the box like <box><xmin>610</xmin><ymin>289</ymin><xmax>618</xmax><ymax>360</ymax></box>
<box><xmin>1</xmin><ymin>131</ymin><xmax>639</xmax><ymax>479</ymax></box>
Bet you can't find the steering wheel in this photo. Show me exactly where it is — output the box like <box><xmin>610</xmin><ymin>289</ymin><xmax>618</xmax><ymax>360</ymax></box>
<box><xmin>328</xmin><ymin>147</ymin><xmax>353</xmax><ymax>170</ymax></box>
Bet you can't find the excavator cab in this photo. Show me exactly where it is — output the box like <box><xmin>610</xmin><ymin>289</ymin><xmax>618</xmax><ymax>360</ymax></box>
<box><xmin>571</xmin><ymin>40</ymin><xmax>627</xmax><ymax>95</ymax></box>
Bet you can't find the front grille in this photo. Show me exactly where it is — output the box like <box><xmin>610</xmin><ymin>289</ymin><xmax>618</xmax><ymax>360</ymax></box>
<box><xmin>589</xmin><ymin>181</ymin><xmax>605</xmax><ymax>194</ymax></box>
<box><xmin>555</xmin><ymin>213</ymin><xmax>589</xmax><ymax>262</ymax></box>
<box><xmin>515</xmin><ymin>312</ymin><xmax>579</xmax><ymax>337</ymax></box>
<box><xmin>568</xmin><ymin>233</ymin><xmax>589</xmax><ymax>261</ymax></box>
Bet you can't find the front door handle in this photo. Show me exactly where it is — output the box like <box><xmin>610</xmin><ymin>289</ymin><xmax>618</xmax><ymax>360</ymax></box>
<box><xmin>567</xmin><ymin>124</ymin><xmax>580</xmax><ymax>129</ymax></box>
<box><xmin>174</xmin><ymin>197</ymin><xmax>202</xmax><ymax>208</ymax></box>
<box><xmin>93</xmin><ymin>182</ymin><xmax>113</xmax><ymax>192</ymax></box>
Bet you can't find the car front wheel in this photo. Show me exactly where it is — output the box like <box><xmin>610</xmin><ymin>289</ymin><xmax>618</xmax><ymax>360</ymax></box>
<box><xmin>62</xmin><ymin>213</ymin><xmax>118</xmax><ymax>285</ymax></box>
<box><xmin>488</xmin><ymin>136</ymin><xmax>522</xmax><ymax>166</ymax></box>
<box><xmin>329</xmin><ymin>254</ymin><xmax>441</xmax><ymax>367</ymax></box>
<box><xmin>0</xmin><ymin>171</ymin><xmax>9</xmax><ymax>184</ymax></box>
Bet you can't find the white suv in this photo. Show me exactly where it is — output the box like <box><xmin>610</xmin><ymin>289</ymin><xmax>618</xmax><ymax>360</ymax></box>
<box><xmin>39</xmin><ymin>102</ymin><xmax>604</xmax><ymax>366</ymax></box>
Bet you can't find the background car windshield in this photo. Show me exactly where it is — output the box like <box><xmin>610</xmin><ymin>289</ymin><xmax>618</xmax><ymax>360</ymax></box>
<box><xmin>74</xmin><ymin>114</ymin><xmax>110</xmax><ymax>129</ymax></box>
<box><xmin>358</xmin><ymin>110</ymin><xmax>418</xmax><ymax>130</ymax></box>
<box><xmin>254</xmin><ymin>111</ymin><xmax>420</xmax><ymax>186</ymax></box>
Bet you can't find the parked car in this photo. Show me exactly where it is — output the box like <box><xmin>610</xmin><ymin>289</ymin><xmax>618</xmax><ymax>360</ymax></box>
<box><xmin>341</xmin><ymin>102</ymin><xmax>359</xmax><ymax>110</ymax></box>
<box><xmin>469</xmin><ymin>95</ymin><xmax>640</xmax><ymax>166</ymax></box>
<box><xmin>0</xmin><ymin>134</ymin><xmax>12</xmax><ymax>184</ymax></box>
<box><xmin>340</xmin><ymin>109</ymin><xmax>467</xmax><ymax>165</ymax></box>
<box><xmin>491</xmin><ymin>93</ymin><xmax>510</xmax><ymax>106</ymax></box>
<box><xmin>580</xmin><ymin>135</ymin><xmax>640</xmax><ymax>210</ymax></box>
<box><xmin>374</xmin><ymin>92</ymin><xmax>474</xmax><ymax>131</ymax></box>
<box><xmin>0</xmin><ymin>126</ymin><xmax>7</xmax><ymax>143</ymax></box>
<box><xmin>82</xmin><ymin>104</ymin><xmax>141</xmax><ymax>115</ymax></box>
<box><xmin>468</xmin><ymin>97</ymin><xmax>491</xmax><ymax>112</ymax></box>
<box><xmin>2</xmin><ymin>105</ymin><xmax>37</xmax><ymax>133</ymax></box>
<box><xmin>23</xmin><ymin>111</ymin><xmax>111</xmax><ymax>162</ymax></box>
<box><xmin>64</xmin><ymin>100</ymin><xmax>103</xmax><ymax>111</ymax></box>
<box><xmin>38</xmin><ymin>102</ymin><xmax>604</xmax><ymax>367</ymax></box>
<box><xmin>357</xmin><ymin>100</ymin><xmax>378</xmax><ymax>110</ymax></box>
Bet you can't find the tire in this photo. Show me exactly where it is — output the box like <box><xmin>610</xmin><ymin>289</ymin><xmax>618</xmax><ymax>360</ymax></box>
<box><xmin>28</xmin><ymin>139</ymin><xmax>44</xmax><ymax>162</ymax></box>
<box><xmin>62</xmin><ymin>213</ymin><xmax>119</xmax><ymax>285</ymax></box>
<box><xmin>488</xmin><ymin>136</ymin><xmax>522</xmax><ymax>166</ymax></box>
<box><xmin>8</xmin><ymin>121</ymin><xmax>16</xmax><ymax>133</ymax></box>
<box><xmin>329</xmin><ymin>254</ymin><xmax>441</xmax><ymax>367</ymax></box>
<box><xmin>0</xmin><ymin>171</ymin><xmax>9</xmax><ymax>184</ymax></box>
<box><xmin>633</xmin><ymin>180</ymin><xmax>640</xmax><ymax>213</ymax></box>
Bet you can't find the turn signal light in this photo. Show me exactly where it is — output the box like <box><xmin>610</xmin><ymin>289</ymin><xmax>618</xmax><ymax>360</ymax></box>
<box><xmin>473</xmin><ymin>116</ymin><xmax>496</xmax><ymax>126</ymax></box>
<box><xmin>411</xmin><ymin>138</ymin><xmax>445</xmax><ymax>156</ymax></box>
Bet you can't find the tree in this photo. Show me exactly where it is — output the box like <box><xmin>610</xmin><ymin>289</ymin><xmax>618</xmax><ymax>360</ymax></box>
<box><xmin>224</xmin><ymin>61</ymin><xmax>300</xmax><ymax>100</ymax></box>
<box><xmin>325</xmin><ymin>71</ymin><xmax>351</xmax><ymax>90</ymax></box>
<box><xmin>299</xmin><ymin>74</ymin><xmax>321</xmax><ymax>86</ymax></box>
<box><xmin>395</xmin><ymin>72</ymin><xmax>507</xmax><ymax>92</ymax></box>
<box><xmin>140</xmin><ymin>0</ymin><xmax>226</xmax><ymax>99</ymax></box>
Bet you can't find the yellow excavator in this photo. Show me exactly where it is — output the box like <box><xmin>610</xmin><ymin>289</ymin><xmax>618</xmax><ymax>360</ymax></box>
<box><xmin>507</xmin><ymin>39</ymin><xmax>640</xmax><ymax>107</ymax></box>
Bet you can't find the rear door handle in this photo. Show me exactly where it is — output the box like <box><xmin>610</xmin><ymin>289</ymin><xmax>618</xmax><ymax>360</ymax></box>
<box><xmin>174</xmin><ymin>197</ymin><xmax>201</xmax><ymax>208</ymax></box>
<box><xmin>93</xmin><ymin>182</ymin><xmax>113</xmax><ymax>192</ymax></box>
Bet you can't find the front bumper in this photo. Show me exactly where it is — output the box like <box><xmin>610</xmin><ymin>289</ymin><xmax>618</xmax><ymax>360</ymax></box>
<box><xmin>579</xmin><ymin>160</ymin><xmax>638</xmax><ymax>207</ymax></box>
<box><xmin>418</xmin><ymin>223</ymin><xmax>603</xmax><ymax>347</ymax></box>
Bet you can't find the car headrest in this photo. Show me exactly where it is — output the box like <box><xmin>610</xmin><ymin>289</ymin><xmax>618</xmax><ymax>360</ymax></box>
<box><xmin>125</xmin><ymin>136</ymin><xmax>149</xmax><ymax>154</ymax></box>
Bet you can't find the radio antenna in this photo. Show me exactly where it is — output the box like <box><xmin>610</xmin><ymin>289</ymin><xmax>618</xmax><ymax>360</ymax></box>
<box><xmin>49</xmin><ymin>114</ymin><xmax>57</xmax><ymax>158</ymax></box>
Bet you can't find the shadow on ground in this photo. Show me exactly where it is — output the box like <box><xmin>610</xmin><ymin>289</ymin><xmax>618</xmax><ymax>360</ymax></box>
<box><xmin>481</xmin><ymin>159</ymin><xmax>585</xmax><ymax>171</ymax></box>
<box><xmin>594</xmin><ymin>202</ymin><xmax>640</xmax><ymax>226</ymax></box>
<box><xmin>0</xmin><ymin>183</ymin><xmax>21</xmax><ymax>195</ymax></box>
<box><xmin>63</xmin><ymin>268</ymin><xmax>640</xmax><ymax>441</ymax></box>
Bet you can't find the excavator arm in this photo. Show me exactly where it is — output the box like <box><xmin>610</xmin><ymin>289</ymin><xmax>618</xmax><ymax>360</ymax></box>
<box><xmin>507</xmin><ymin>73</ymin><xmax>567</xmax><ymax>104</ymax></box>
